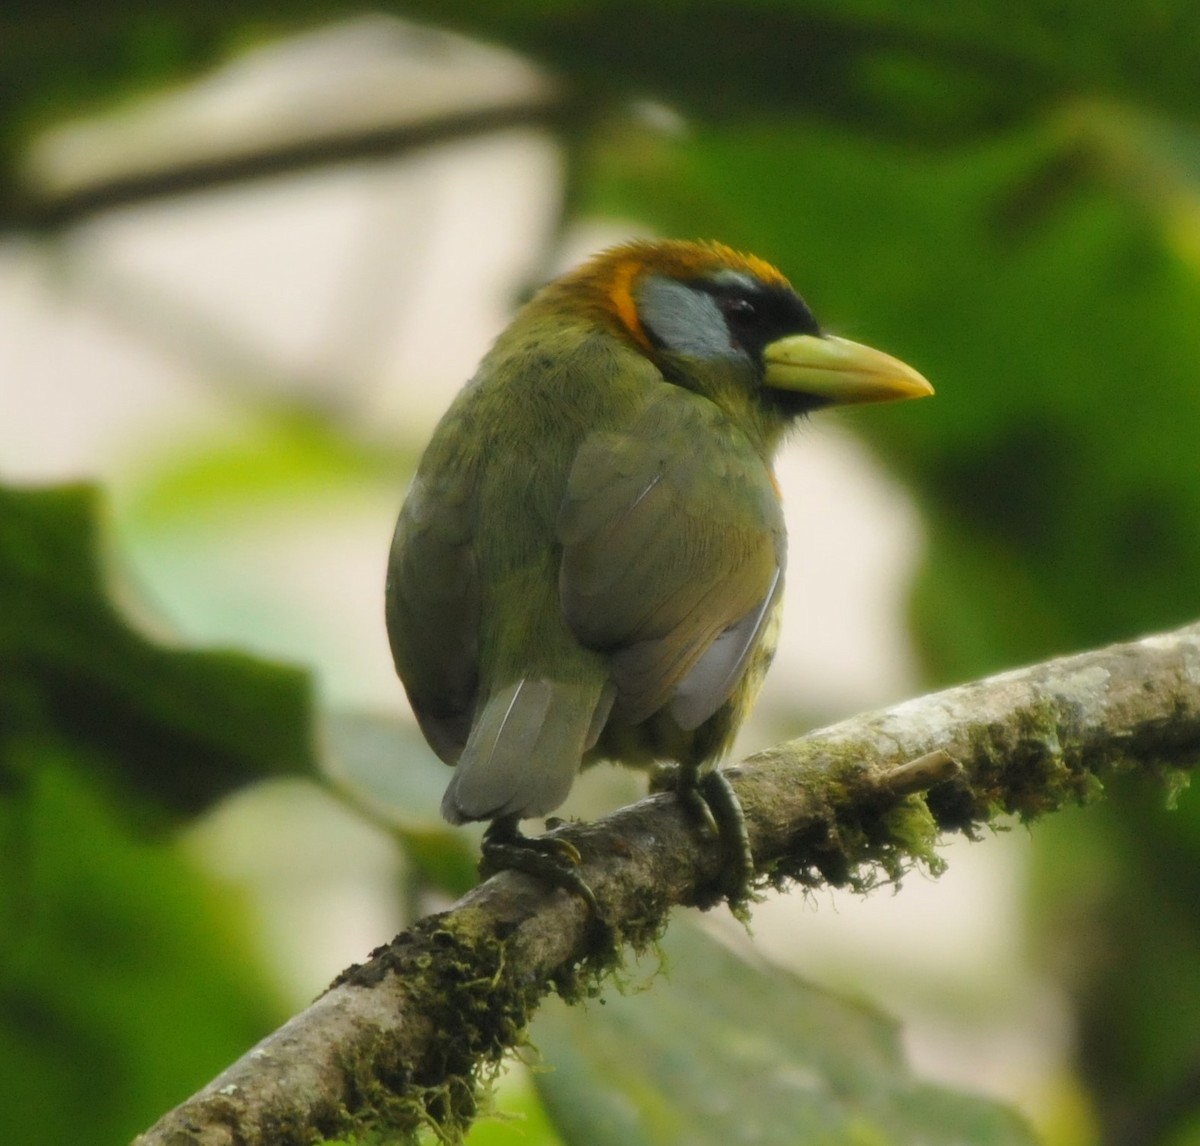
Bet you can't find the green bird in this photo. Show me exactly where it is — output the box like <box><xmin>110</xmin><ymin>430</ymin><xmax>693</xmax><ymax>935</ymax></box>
<box><xmin>386</xmin><ymin>239</ymin><xmax>932</xmax><ymax>902</ymax></box>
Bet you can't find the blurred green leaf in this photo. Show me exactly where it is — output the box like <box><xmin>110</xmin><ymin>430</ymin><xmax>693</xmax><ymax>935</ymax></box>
<box><xmin>1030</xmin><ymin>781</ymin><xmax>1200</xmax><ymax>1141</ymax></box>
<box><xmin>534</xmin><ymin>918</ymin><xmax>1035</xmax><ymax>1146</ymax></box>
<box><xmin>0</xmin><ymin>480</ymin><xmax>321</xmax><ymax>1139</ymax></box>
<box><xmin>0</xmin><ymin>482</ymin><xmax>319</xmax><ymax>818</ymax></box>
<box><xmin>0</xmin><ymin>756</ymin><xmax>284</xmax><ymax>1146</ymax></box>
<box><xmin>128</xmin><ymin>408</ymin><xmax>413</xmax><ymax>529</ymax></box>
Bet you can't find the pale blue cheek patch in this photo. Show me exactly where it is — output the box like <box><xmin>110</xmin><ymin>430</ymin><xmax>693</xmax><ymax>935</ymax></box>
<box><xmin>636</xmin><ymin>276</ymin><xmax>744</xmax><ymax>360</ymax></box>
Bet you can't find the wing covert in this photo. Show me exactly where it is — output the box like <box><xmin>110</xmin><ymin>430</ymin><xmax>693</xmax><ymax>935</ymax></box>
<box><xmin>558</xmin><ymin>391</ymin><xmax>785</xmax><ymax>727</ymax></box>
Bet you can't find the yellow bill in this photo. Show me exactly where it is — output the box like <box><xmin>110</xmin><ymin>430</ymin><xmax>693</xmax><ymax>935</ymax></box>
<box><xmin>763</xmin><ymin>333</ymin><xmax>934</xmax><ymax>406</ymax></box>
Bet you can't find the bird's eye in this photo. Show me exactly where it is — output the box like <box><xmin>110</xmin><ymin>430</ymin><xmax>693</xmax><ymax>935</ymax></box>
<box><xmin>721</xmin><ymin>296</ymin><xmax>757</xmax><ymax>324</ymax></box>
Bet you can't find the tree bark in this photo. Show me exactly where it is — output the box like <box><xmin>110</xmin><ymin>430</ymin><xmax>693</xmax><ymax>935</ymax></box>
<box><xmin>135</xmin><ymin>622</ymin><xmax>1200</xmax><ymax>1146</ymax></box>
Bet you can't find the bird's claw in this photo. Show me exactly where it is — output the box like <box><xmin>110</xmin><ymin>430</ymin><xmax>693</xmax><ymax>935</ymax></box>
<box><xmin>677</xmin><ymin>778</ymin><xmax>721</xmax><ymax>838</ymax></box>
<box><xmin>480</xmin><ymin>819</ymin><xmax>599</xmax><ymax>916</ymax></box>
<box><xmin>678</xmin><ymin>769</ymin><xmax>756</xmax><ymax>911</ymax></box>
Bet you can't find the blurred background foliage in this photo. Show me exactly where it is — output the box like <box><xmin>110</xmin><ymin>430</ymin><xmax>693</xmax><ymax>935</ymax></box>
<box><xmin>2</xmin><ymin>2</ymin><xmax>1199</xmax><ymax>1144</ymax></box>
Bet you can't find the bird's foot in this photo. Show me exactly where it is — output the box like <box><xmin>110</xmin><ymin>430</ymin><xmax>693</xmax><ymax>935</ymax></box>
<box><xmin>678</xmin><ymin>768</ymin><xmax>756</xmax><ymax>914</ymax></box>
<box><xmin>675</xmin><ymin>773</ymin><xmax>721</xmax><ymax>838</ymax></box>
<box><xmin>479</xmin><ymin>817</ymin><xmax>600</xmax><ymax>916</ymax></box>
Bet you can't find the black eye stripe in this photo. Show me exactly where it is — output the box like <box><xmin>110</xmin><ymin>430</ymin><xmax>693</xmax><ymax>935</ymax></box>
<box><xmin>695</xmin><ymin>278</ymin><xmax>820</xmax><ymax>357</ymax></box>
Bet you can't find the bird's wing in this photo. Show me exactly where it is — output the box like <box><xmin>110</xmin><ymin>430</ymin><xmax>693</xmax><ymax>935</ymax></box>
<box><xmin>558</xmin><ymin>390</ymin><xmax>785</xmax><ymax>729</ymax></box>
<box><xmin>385</xmin><ymin>458</ymin><xmax>480</xmax><ymax>764</ymax></box>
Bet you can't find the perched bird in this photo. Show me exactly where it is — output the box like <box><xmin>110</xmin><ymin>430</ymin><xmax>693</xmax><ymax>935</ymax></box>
<box><xmin>386</xmin><ymin>239</ymin><xmax>931</xmax><ymax>903</ymax></box>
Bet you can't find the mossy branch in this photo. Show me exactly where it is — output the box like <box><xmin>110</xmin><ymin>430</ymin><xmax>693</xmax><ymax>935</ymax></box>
<box><xmin>135</xmin><ymin>622</ymin><xmax>1200</xmax><ymax>1146</ymax></box>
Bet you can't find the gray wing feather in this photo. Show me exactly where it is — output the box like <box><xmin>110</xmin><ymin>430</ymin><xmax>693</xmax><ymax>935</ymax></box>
<box><xmin>669</xmin><ymin>566</ymin><xmax>782</xmax><ymax>730</ymax></box>
<box><xmin>441</xmin><ymin>677</ymin><xmax>604</xmax><ymax>823</ymax></box>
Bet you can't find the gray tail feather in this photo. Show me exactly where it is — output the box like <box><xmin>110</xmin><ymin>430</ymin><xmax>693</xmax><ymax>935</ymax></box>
<box><xmin>441</xmin><ymin>677</ymin><xmax>607</xmax><ymax>824</ymax></box>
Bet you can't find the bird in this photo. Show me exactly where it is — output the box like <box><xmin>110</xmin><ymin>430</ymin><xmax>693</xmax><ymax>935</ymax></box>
<box><xmin>385</xmin><ymin>239</ymin><xmax>932</xmax><ymax>907</ymax></box>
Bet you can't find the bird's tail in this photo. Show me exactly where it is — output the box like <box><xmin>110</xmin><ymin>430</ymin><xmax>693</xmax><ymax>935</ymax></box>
<box><xmin>441</xmin><ymin>676</ymin><xmax>613</xmax><ymax>825</ymax></box>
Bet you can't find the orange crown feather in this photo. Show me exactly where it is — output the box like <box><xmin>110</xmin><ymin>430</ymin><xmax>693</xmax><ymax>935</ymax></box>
<box><xmin>540</xmin><ymin>240</ymin><xmax>793</xmax><ymax>351</ymax></box>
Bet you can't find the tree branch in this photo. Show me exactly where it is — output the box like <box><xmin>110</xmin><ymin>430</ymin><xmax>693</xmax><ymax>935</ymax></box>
<box><xmin>135</xmin><ymin>622</ymin><xmax>1200</xmax><ymax>1146</ymax></box>
<box><xmin>13</xmin><ymin>99</ymin><xmax>562</xmax><ymax>232</ymax></box>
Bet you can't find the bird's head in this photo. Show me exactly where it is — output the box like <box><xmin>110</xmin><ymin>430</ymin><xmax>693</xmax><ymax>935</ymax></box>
<box><xmin>540</xmin><ymin>239</ymin><xmax>933</xmax><ymax>447</ymax></box>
